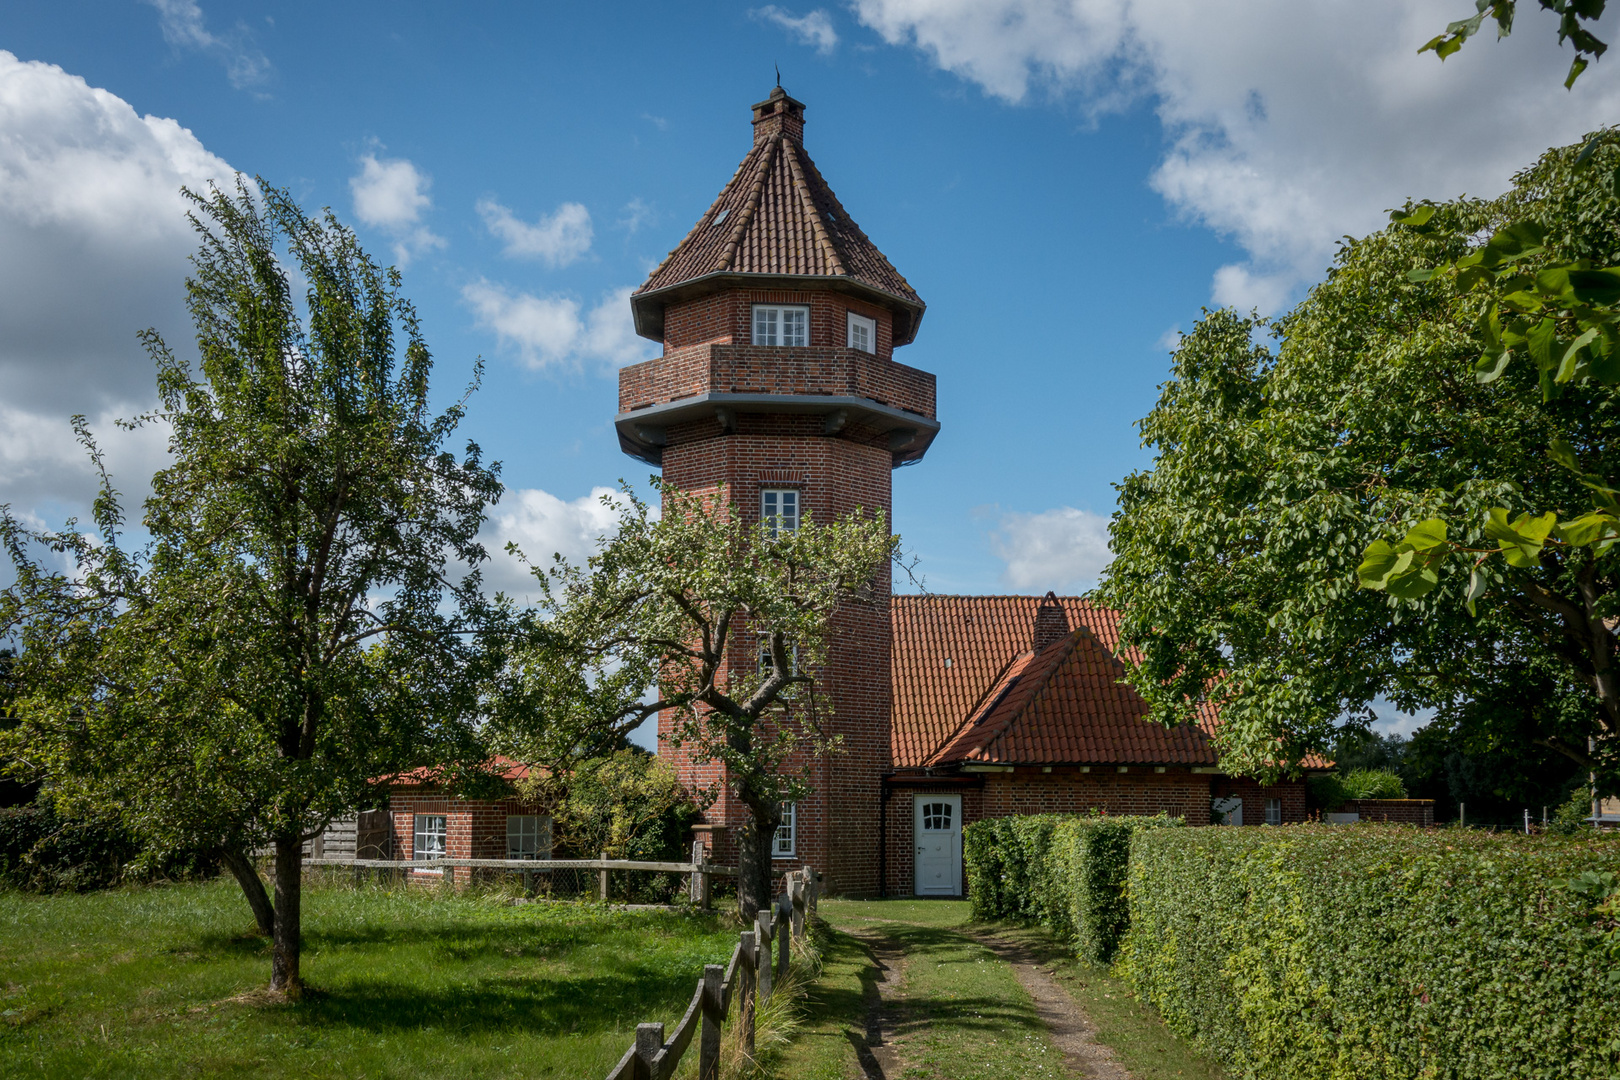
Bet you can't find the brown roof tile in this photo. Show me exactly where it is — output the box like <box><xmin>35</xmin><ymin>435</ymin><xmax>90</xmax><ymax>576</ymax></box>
<box><xmin>635</xmin><ymin>112</ymin><xmax>921</xmax><ymax>310</ymax></box>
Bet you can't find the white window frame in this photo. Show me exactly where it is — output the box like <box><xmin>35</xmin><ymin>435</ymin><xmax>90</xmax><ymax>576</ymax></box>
<box><xmin>847</xmin><ymin>311</ymin><xmax>876</xmax><ymax>353</ymax></box>
<box><xmin>506</xmin><ymin>814</ymin><xmax>551</xmax><ymax>860</ymax></box>
<box><xmin>413</xmin><ymin>814</ymin><xmax>447</xmax><ymax>861</ymax></box>
<box><xmin>773</xmin><ymin>801</ymin><xmax>797</xmax><ymax>858</ymax></box>
<box><xmin>1264</xmin><ymin>798</ymin><xmax>1283</xmax><ymax>826</ymax></box>
<box><xmin>757</xmin><ymin>633</ymin><xmax>799</xmax><ymax>677</ymax></box>
<box><xmin>752</xmin><ymin>304</ymin><xmax>810</xmax><ymax>348</ymax></box>
<box><xmin>761</xmin><ymin>488</ymin><xmax>800</xmax><ymax>537</ymax></box>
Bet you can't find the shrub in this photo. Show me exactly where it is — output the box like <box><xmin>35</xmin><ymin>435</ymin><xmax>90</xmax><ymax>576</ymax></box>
<box><xmin>0</xmin><ymin>795</ymin><xmax>217</xmax><ymax>892</ymax></box>
<box><xmin>1305</xmin><ymin>773</ymin><xmax>1349</xmax><ymax>810</ymax></box>
<box><xmin>1116</xmin><ymin>825</ymin><xmax>1620</xmax><ymax>1079</ymax></box>
<box><xmin>963</xmin><ymin>812</ymin><xmax>1180</xmax><ymax>963</ymax></box>
<box><xmin>1341</xmin><ymin>768</ymin><xmax>1407</xmax><ymax>800</ymax></box>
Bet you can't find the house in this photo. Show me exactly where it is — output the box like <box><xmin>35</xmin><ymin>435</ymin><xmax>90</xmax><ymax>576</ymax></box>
<box><xmin>620</xmin><ymin>86</ymin><xmax>1315</xmax><ymax>898</ymax></box>
<box><xmin>384</xmin><ymin>758</ymin><xmax>552</xmax><ymax>885</ymax></box>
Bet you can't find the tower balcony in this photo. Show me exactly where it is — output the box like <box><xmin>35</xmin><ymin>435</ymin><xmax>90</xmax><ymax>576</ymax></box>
<box><xmin>616</xmin><ymin>343</ymin><xmax>939</xmax><ymax>467</ymax></box>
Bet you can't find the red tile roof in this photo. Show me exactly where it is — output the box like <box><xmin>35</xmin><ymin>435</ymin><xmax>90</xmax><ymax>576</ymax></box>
<box><xmin>635</xmin><ymin>103</ymin><xmax>922</xmax><ymax>315</ymax></box>
<box><xmin>385</xmin><ymin>756</ymin><xmax>537</xmax><ymax>789</ymax></box>
<box><xmin>891</xmin><ymin>594</ymin><xmax>1222</xmax><ymax>768</ymax></box>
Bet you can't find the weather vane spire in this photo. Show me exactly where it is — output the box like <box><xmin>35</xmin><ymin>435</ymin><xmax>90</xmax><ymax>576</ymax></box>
<box><xmin>775</xmin><ymin>62</ymin><xmax>781</xmax><ymax>88</ymax></box>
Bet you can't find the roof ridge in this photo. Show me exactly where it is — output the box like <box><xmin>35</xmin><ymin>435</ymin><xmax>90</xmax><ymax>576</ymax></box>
<box><xmin>718</xmin><ymin>133</ymin><xmax>780</xmax><ymax>271</ymax></box>
<box><xmin>642</xmin><ymin>147</ymin><xmax>758</xmax><ymax>289</ymax></box>
<box><xmin>792</xmin><ymin>148</ymin><xmax>916</xmax><ymax>296</ymax></box>
<box><xmin>783</xmin><ymin>139</ymin><xmax>846</xmax><ymax>276</ymax></box>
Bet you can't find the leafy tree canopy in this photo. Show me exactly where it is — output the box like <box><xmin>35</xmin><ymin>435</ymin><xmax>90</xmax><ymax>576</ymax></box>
<box><xmin>0</xmin><ymin>180</ymin><xmax>506</xmax><ymax>992</ymax></box>
<box><xmin>1095</xmin><ymin>134</ymin><xmax>1620</xmax><ymax>789</ymax></box>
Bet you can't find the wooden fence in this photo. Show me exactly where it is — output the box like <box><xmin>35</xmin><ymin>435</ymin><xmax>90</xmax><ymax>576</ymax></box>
<box><xmin>304</xmin><ymin>840</ymin><xmax>737</xmax><ymax>905</ymax></box>
<box><xmin>606</xmin><ymin>865</ymin><xmax>822</xmax><ymax>1080</ymax></box>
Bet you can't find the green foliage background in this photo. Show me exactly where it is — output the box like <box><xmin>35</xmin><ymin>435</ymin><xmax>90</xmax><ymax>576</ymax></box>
<box><xmin>962</xmin><ymin>813</ymin><xmax>1179</xmax><ymax>964</ymax></box>
<box><xmin>1117</xmin><ymin>826</ymin><xmax>1620</xmax><ymax>1079</ymax></box>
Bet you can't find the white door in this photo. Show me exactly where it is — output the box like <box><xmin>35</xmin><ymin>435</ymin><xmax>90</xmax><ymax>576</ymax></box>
<box><xmin>914</xmin><ymin>795</ymin><xmax>962</xmax><ymax>896</ymax></box>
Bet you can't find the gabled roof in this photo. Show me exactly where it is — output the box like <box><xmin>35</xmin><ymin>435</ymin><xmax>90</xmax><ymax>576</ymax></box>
<box><xmin>632</xmin><ymin>88</ymin><xmax>924</xmax><ymax>344</ymax></box>
<box><xmin>891</xmin><ymin>593</ymin><xmax>1221</xmax><ymax>769</ymax></box>
<box><xmin>924</xmin><ymin>631</ymin><xmax>1218</xmax><ymax>767</ymax></box>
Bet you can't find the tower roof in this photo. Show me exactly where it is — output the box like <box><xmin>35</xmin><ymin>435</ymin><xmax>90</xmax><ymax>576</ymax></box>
<box><xmin>631</xmin><ymin>87</ymin><xmax>926</xmax><ymax>345</ymax></box>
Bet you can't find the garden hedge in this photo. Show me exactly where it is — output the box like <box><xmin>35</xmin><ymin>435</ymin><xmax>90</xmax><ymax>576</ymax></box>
<box><xmin>963</xmin><ymin>812</ymin><xmax>1179</xmax><ymax>963</ymax></box>
<box><xmin>1117</xmin><ymin>825</ymin><xmax>1620</xmax><ymax>1080</ymax></box>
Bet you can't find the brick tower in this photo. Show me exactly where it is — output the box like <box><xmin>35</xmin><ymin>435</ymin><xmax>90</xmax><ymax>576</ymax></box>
<box><xmin>617</xmin><ymin>86</ymin><xmax>938</xmax><ymax>895</ymax></box>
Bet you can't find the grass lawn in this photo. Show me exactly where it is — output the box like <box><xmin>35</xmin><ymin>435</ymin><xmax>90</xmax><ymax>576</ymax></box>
<box><xmin>779</xmin><ymin>899</ymin><xmax>1223</xmax><ymax>1080</ymax></box>
<box><xmin>0</xmin><ymin>877</ymin><xmax>739</xmax><ymax>1079</ymax></box>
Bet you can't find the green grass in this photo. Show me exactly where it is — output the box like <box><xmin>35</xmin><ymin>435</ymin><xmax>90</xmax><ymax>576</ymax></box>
<box><xmin>779</xmin><ymin>900</ymin><xmax>1222</xmax><ymax>1080</ymax></box>
<box><xmin>0</xmin><ymin>877</ymin><xmax>739</xmax><ymax>1079</ymax></box>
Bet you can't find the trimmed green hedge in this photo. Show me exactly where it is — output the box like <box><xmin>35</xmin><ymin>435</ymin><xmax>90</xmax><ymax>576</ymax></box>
<box><xmin>1117</xmin><ymin>825</ymin><xmax>1620</xmax><ymax>1080</ymax></box>
<box><xmin>963</xmin><ymin>813</ymin><xmax>1180</xmax><ymax>963</ymax></box>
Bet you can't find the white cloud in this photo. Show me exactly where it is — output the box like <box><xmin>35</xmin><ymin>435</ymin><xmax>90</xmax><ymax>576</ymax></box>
<box><xmin>0</xmin><ymin>51</ymin><xmax>235</xmax><ymax>516</ymax></box>
<box><xmin>618</xmin><ymin>197</ymin><xmax>654</xmax><ymax>235</ymax></box>
<box><xmin>476</xmin><ymin>197</ymin><xmax>593</xmax><ymax>266</ymax></box>
<box><xmin>480</xmin><ymin>486</ymin><xmax>627</xmax><ymax>598</ymax></box>
<box><xmin>753</xmin><ymin>6</ymin><xmax>840</xmax><ymax>54</ymax></box>
<box><xmin>853</xmin><ymin>0</ymin><xmax>1620</xmax><ymax>311</ymax></box>
<box><xmin>144</xmin><ymin>0</ymin><xmax>273</xmax><ymax>90</ymax></box>
<box><xmin>461</xmin><ymin>281</ymin><xmax>655</xmax><ymax>371</ymax></box>
<box><xmin>349</xmin><ymin>151</ymin><xmax>446</xmax><ymax>265</ymax></box>
<box><xmin>991</xmin><ymin>506</ymin><xmax>1112</xmax><ymax>591</ymax></box>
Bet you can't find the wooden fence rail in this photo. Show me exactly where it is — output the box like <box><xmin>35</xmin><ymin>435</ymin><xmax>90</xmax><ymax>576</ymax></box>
<box><xmin>302</xmin><ymin>853</ymin><xmax>738</xmax><ymax>905</ymax></box>
<box><xmin>606</xmin><ymin>865</ymin><xmax>822</xmax><ymax>1080</ymax></box>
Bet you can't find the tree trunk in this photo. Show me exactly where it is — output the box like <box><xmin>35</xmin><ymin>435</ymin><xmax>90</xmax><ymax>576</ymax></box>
<box><xmin>222</xmin><ymin>847</ymin><xmax>275</xmax><ymax>937</ymax></box>
<box><xmin>270</xmin><ymin>833</ymin><xmax>302</xmax><ymax>994</ymax></box>
<box><xmin>735</xmin><ymin>816</ymin><xmax>772</xmax><ymax>922</ymax></box>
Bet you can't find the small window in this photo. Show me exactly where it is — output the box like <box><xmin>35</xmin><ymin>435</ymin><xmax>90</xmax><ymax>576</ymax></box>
<box><xmin>413</xmin><ymin>814</ymin><xmax>447</xmax><ymax>860</ymax></box>
<box><xmin>921</xmin><ymin>802</ymin><xmax>954</xmax><ymax>831</ymax></box>
<box><xmin>1265</xmin><ymin>798</ymin><xmax>1282</xmax><ymax>827</ymax></box>
<box><xmin>761</xmin><ymin>489</ymin><xmax>799</xmax><ymax>536</ymax></box>
<box><xmin>753</xmin><ymin>305</ymin><xmax>809</xmax><ymax>347</ymax></box>
<box><xmin>757</xmin><ymin>633</ymin><xmax>799</xmax><ymax>677</ymax></box>
<box><xmin>847</xmin><ymin>312</ymin><xmax>876</xmax><ymax>353</ymax></box>
<box><xmin>773</xmin><ymin>801</ymin><xmax>797</xmax><ymax>858</ymax></box>
<box><xmin>507</xmin><ymin>815</ymin><xmax>551</xmax><ymax>860</ymax></box>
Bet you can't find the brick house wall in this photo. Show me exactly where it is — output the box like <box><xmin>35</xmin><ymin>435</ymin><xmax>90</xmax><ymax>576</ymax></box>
<box><xmin>388</xmin><ymin>789</ymin><xmax>551</xmax><ymax>885</ymax></box>
<box><xmin>1339</xmin><ymin>798</ymin><xmax>1435</xmax><ymax>826</ymax></box>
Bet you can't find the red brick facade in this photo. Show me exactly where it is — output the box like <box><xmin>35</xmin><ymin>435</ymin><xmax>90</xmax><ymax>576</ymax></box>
<box><xmin>387</xmin><ymin>788</ymin><xmax>551</xmax><ymax>885</ymax></box>
<box><xmin>1339</xmin><ymin>799</ymin><xmax>1436</xmax><ymax>826</ymax></box>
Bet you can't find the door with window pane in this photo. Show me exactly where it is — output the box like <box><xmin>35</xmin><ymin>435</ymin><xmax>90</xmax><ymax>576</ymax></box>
<box><xmin>913</xmin><ymin>795</ymin><xmax>961</xmax><ymax>896</ymax></box>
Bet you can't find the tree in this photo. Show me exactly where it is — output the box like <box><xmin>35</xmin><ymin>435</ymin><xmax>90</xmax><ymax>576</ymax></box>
<box><xmin>0</xmin><ymin>179</ymin><xmax>504</xmax><ymax>993</ymax></box>
<box><xmin>1423</xmin><ymin>1</ymin><xmax>1608</xmax><ymax>88</ymax></box>
<box><xmin>1095</xmin><ymin>135</ymin><xmax>1620</xmax><ymax>789</ymax></box>
<box><xmin>489</xmin><ymin>481</ymin><xmax>894</xmax><ymax>919</ymax></box>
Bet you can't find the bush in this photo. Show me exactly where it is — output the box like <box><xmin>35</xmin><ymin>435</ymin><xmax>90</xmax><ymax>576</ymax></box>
<box><xmin>1116</xmin><ymin>825</ymin><xmax>1620</xmax><ymax>1079</ymax></box>
<box><xmin>1342</xmin><ymin>768</ymin><xmax>1407</xmax><ymax>800</ymax></box>
<box><xmin>963</xmin><ymin>812</ymin><xmax>1180</xmax><ymax>963</ymax></box>
<box><xmin>1306</xmin><ymin>773</ymin><xmax>1349</xmax><ymax>810</ymax></box>
<box><xmin>0</xmin><ymin>795</ymin><xmax>217</xmax><ymax>892</ymax></box>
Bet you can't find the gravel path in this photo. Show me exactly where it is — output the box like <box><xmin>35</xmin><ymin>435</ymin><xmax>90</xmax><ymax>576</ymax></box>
<box><xmin>974</xmin><ymin>933</ymin><xmax>1134</xmax><ymax>1080</ymax></box>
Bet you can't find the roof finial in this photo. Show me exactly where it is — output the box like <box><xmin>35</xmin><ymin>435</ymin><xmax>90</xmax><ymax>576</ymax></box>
<box><xmin>775</xmin><ymin>62</ymin><xmax>781</xmax><ymax>88</ymax></box>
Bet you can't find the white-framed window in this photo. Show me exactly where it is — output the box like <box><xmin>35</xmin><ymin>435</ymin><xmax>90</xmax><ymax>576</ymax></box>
<box><xmin>413</xmin><ymin>814</ymin><xmax>447</xmax><ymax>860</ymax></box>
<box><xmin>507</xmin><ymin>815</ymin><xmax>551</xmax><ymax>860</ymax></box>
<box><xmin>847</xmin><ymin>311</ymin><xmax>876</xmax><ymax>353</ymax></box>
<box><xmin>773</xmin><ymin>801</ymin><xmax>797</xmax><ymax>858</ymax></box>
<box><xmin>761</xmin><ymin>489</ymin><xmax>799</xmax><ymax>536</ymax></box>
<box><xmin>757</xmin><ymin>633</ymin><xmax>799</xmax><ymax>677</ymax></box>
<box><xmin>1265</xmin><ymin>798</ymin><xmax>1282</xmax><ymax>826</ymax></box>
<box><xmin>752</xmin><ymin>304</ymin><xmax>809</xmax><ymax>347</ymax></box>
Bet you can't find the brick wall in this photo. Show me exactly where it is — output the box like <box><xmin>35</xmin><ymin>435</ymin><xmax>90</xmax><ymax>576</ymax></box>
<box><xmin>1212</xmin><ymin>777</ymin><xmax>1310</xmax><ymax>826</ymax></box>
<box><xmin>657</xmin><ymin>289</ymin><xmax>896</xmax><ymax>359</ymax></box>
<box><xmin>388</xmin><ymin>789</ymin><xmax>550</xmax><ymax>886</ymax></box>
<box><xmin>1340</xmin><ymin>799</ymin><xmax>1435</xmax><ymax>826</ymax></box>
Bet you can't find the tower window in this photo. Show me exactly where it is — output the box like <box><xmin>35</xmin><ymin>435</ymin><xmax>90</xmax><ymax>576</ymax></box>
<box><xmin>753</xmin><ymin>305</ymin><xmax>809</xmax><ymax>347</ymax></box>
<box><xmin>847</xmin><ymin>312</ymin><xmax>876</xmax><ymax>353</ymax></box>
<box><xmin>773</xmin><ymin>801</ymin><xmax>797</xmax><ymax>858</ymax></box>
<box><xmin>761</xmin><ymin>489</ymin><xmax>799</xmax><ymax>536</ymax></box>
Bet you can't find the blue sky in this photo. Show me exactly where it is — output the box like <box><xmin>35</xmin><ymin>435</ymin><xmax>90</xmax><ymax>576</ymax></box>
<box><xmin>4</xmin><ymin>1</ymin><xmax>1620</xmax><ymax>626</ymax></box>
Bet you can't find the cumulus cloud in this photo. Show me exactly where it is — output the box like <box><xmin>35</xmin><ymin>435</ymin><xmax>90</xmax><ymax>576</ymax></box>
<box><xmin>0</xmin><ymin>51</ymin><xmax>235</xmax><ymax>515</ymax></box>
<box><xmin>349</xmin><ymin>151</ymin><xmax>446</xmax><ymax>265</ymax></box>
<box><xmin>618</xmin><ymin>197</ymin><xmax>654</xmax><ymax>235</ymax></box>
<box><xmin>144</xmin><ymin>0</ymin><xmax>273</xmax><ymax>90</ymax></box>
<box><xmin>476</xmin><ymin>197</ymin><xmax>593</xmax><ymax>266</ymax></box>
<box><xmin>752</xmin><ymin>7</ymin><xmax>840</xmax><ymax>54</ymax></box>
<box><xmin>479</xmin><ymin>486</ymin><xmax>627</xmax><ymax>599</ymax></box>
<box><xmin>461</xmin><ymin>281</ymin><xmax>655</xmax><ymax>371</ymax></box>
<box><xmin>991</xmin><ymin>506</ymin><xmax>1112</xmax><ymax>591</ymax></box>
<box><xmin>853</xmin><ymin>0</ymin><xmax>1620</xmax><ymax>311</ymax></box>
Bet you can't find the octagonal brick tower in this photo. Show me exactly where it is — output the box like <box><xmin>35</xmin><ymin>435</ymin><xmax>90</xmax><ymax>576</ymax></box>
<box><xmin>617</xmin><ymin>86</ymin><xmax>938</xmax><ymax>895</ymax></box>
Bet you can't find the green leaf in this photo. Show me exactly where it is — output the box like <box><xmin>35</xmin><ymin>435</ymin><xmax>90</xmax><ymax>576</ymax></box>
<box><xmin>1386</xmin><ymin>563</ymin><xmax>1440</xmax><ymax>600</ymax></box>
<box><xmin>1356</xmin><ymin>540</ymin><xmax>1403</xmax><ymax>590</ymax></box>
<box><xmin>1390</xmin><ymin>204</ymin><xmax>1437</xmax><ymax>228</ymax></box>
<box><xmin>1401</xmin><ymin>518</ymin><xmax>1448</xmax><ymax>552</ymax></box>
<box><xmin>1407</xmin><ymin>267</ymin><xmax>1440</xmax><ymax>283</ymax></box>
<box><xmin>1564</xmin><ymin>268</ymin><xmax>1620</xmax><ymax>307</ymax></box>
<box><xmin>1566</xmin><ymin>55</ymin><xmax>1589</xmax><ymax>90</ymax></box>
<box><xmin>1549</xmin><ymin>438</ymin><xmax>1580</xmax><ymax>473</ymax></box>
<box><xmin>1465</xmin><ymin>567</ymin><xmax>1487</xmax><ymax>617</ymax></box>
<box><xmin>1557</xmin><ymin>326</ymin><xmax>1600</xmax><ymax>383</ymax></box>
<box><xmin>1555</xmin><ymin>512</ymin><xmax>1618</xmax><ymax>547</ymax></box>
<box><xmin>1527</xmin><ymin>318</ymin><xmax>1559</xmax><ymax>372</ymax></box>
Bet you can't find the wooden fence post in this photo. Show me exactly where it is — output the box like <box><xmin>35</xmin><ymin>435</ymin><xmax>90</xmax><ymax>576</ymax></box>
<box><xmin>738</xmin><ymin>930</ymin><xmax>757</xmax><ymax>1058</ymax></box>
<box><xmin>802</xmin><ymin>864</ymin><xmax>820</xmax><ymax>913</ymax></box>
<box><xmin>755</xmin><ymin>909</ymin><xmax>774</xmax><ymax>1003</ymax></box>
<box><xmin>790</xmin><ymin>875</ymin><xmax>806</xmax><ymax>939</ymax></box>
<box><xmin>698</xmin><ymin>963</ymin><xmax>724</xmax><ymax>1080</ymax></box>
<box><xmin>599</xmin><ymin>851</ymin><xmax>610</xmax><ymax>902</ymax></box>
<box><xmin>635</xmin><ymin>1021</ymin><xmax>664</xmax><ymax>1080</ymax></box>
<box><xmin>689</xmin><ymin>840</ymin><xmax>705</xmax><ymax>906</ymax></box>
<box><xmin>776</xmin><ymin>893</ymin><xmax>791</xmax><ymax>981</ymax></box>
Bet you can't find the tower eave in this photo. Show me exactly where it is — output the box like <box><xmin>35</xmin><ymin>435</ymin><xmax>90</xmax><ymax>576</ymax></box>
<box><xmin>631</xmin><ymin>272</ymin><xmax>926</xmax><ymax>347</ymax></box>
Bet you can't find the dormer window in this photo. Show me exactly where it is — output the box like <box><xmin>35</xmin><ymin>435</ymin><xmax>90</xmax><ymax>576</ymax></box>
<box><xmin>847</xmin><ymin>312</ymin><xmax>876</xmax><ymax>353</ymax></box>
<box><xmin>753</xmin><ymin>305</ymin><xmax>809</xmax><ymax>347</ymax></box>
